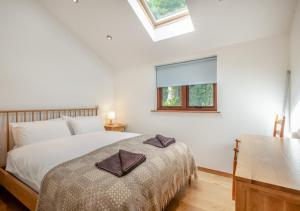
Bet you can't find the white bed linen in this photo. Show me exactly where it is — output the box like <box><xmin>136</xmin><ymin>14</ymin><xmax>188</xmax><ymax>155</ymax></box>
<box><xmin>6</xmin><ymin>131</ymin><xmax>140</xmax><ymax>192</ymax></box>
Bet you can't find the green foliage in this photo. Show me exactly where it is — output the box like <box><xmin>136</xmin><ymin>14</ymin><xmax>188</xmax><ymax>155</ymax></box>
<box><xmin>162</xmin><ymin>86</ymin><xmax>181</xmax><ymax>106</ymax></box>
<box><xmin>145</xmin><ymin>0</ymin><xmax>187</xmax><ymax>20</ymax></box>
<box><xmin>189</xmin><ymin>84</ymin><xmax>213</xmax><ymax>106</ymax></box>
<box><xmin>161</xmin><ymin>84</ymin><xmax>214</xmax><ymax>107</ymax></box>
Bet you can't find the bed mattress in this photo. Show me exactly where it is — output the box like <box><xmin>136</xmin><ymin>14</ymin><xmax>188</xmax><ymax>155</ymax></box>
<box><xmin>5</xmin><ymin>131</ymin><xmax>140</xmax><ymax>192</ymax></box>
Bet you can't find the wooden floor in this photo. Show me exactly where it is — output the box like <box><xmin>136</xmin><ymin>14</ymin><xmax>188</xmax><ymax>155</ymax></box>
<box><xmin>0</xmin><ymin>171</ymin><xmax>235</xmax><ymax>211</ymax></box>
<box><xmin>166</xmin><ymin>171</ymin><xmax>235</xmax><ymax>211</ymax></box>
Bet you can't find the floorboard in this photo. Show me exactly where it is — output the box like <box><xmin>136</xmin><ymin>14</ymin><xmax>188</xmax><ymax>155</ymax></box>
<box><xmin>0</xmin><ymin>171</ymin><xmax>235</xmax><ymax>211</ymax></box>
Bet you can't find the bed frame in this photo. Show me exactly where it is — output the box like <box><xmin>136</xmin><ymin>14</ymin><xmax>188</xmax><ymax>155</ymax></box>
<box><xmin>0</xmin><ymin>106</ymin><xmax>99</xmax><ymax>211</ymax></box>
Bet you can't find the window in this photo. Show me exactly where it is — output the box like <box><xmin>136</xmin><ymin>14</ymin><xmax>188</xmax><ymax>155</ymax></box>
<box><xmin>140</xmin><ymin>0</ymin><xmax>189</xmax><ymax>27</ymax></box>
<box><xmin>156</xmin><ymin>57</ymin><xmax>218</xmax><ymax>112</ymax></box>
<box><xmin>161</xmin><ymin>86</ymin><xmax>182</xmax><ymax>107</ymax></box>
<box><xmin>128</xmin><ymin>0</ymin><xmax>194</xmax><ymax>42</ymax></box>
<box><xmin>189</xmin><ymin>84</ymin><xmax>214</xmax><ymax>107</ymax></box>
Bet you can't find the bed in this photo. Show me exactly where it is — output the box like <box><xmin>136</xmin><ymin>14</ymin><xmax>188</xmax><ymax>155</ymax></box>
<box><xmin>0</xmin><ymin>107</ymin><xmax>196</xmax><ymax>211</ymax></box>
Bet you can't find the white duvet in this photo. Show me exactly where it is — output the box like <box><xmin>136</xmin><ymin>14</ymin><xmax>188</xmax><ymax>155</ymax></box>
<box><xmin>6</xmin><ymin>131</ymin><xmax>139</xmax><ymax>192</ymax></box>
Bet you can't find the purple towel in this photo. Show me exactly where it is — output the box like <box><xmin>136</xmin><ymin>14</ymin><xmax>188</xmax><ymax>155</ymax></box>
<box><xmin>95</xmin><ymin>150</ymin><xmax>146</xmax><ymax>177</ymax></box>
<box><xmin>156</xmin><ymin>134</ymin><xmax>176</xmax><ymax>147</ymax></box>
<box><xmin>144</xmin><ymin>137</ymin><xmax>165</xmax><ymax>148</ymax></box>
<box><xmin>144</xmin><ymin>135</ymin><xmax>176</xmax><ymax>148</ymax></box>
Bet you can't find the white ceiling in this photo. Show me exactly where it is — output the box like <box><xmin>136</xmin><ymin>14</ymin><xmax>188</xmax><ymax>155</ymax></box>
<box><xmin>40</xmin><ymin>0</ymin><xmax>297</xmax><ymax>69</ymax></box>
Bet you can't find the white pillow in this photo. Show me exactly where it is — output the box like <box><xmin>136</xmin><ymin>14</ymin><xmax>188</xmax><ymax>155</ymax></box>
<box><xmin>63</xmin><ymin>116</ymin><xmax>104</xmax><ymax>135</ymax></box>
<box><xmin>11</xmin><ymin>120</ymin><xmax>72</xmax><ymax>147</ymax></box>
<box><xmin>9</xmin><ymin>123</ymin><xmax>17</xmax><ymax>148</ymax></box>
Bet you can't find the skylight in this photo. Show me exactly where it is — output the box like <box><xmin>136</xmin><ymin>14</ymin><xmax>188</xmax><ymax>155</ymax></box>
<box><xmin>128</xmin><ymin>0</ymin><xmax>194</xmax><ymax>42</ymax></box>
<box><xmin>141</xmin><ymin>0</ymin><xmax>189</xmax><ymax>27</ymax></box>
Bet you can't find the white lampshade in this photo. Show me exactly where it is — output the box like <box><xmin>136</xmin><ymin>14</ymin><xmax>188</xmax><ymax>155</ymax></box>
<box><xmin>107</xmin><ymin>111</ymin><xmax>116</xmax><ymax>120</ymax></box>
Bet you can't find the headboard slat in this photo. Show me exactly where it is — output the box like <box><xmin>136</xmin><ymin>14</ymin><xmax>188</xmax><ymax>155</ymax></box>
<box><xmin>6</xmin><ymin>113</ymin><xmax>9</xmax><ymax>152</ymax></box>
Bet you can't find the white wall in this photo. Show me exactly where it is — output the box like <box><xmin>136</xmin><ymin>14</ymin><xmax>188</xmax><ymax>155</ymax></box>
<box><xmin>115</xmin><ymin>34</ymin><xmax>289</xmax><ymax>173</ymax></box>
<box><xmin>0</xmin><ymin>0</ymin><xmax>114</xmax><ymax>110</ymax></box>
<box><xmin>0</xmin><ymin>0</ymin><xmax>114</xmax><ymax>165</ymax></box>
<box><xmin>0</xmin><ymin>0</ymin><xmax>293</xmax><ymax>173</ymax></box>
<box><xmin>290</xmin><ymin>1</ymin><xmax>300</xmax><ymax>132</ymax></box>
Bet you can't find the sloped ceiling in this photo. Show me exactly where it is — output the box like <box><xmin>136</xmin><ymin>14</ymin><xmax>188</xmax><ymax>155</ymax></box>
<box><xmin>40</xmin><ymin>0</ymin><xmax>297</xmax><ymax>69</ymax></box>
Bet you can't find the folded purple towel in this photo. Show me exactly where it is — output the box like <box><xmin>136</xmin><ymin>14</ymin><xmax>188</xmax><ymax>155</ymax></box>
<box><xmin>144</xmin><ymin>137</ymin><xmax>165</xmax><ymax>148</ymax></box>
<box><xmin>144</xmin><ymin>135</ymin><xmax>176</xmax><ymax>148</ymax></box>
<box><xmin>156</xmin><ymin>134</ymin><xmax>176</xmax><ymax>147</ymax></box>
<box><xmin>95</xmin><ymin>150</ymin><xmax>146</xmax><ymax>177</ymax></box>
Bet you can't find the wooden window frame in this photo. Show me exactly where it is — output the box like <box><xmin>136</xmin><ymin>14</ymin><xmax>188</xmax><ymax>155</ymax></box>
<box><xmin>138</xmin><ymin>0</ymin><xmax>189</xmax><ymax>28</ymax></box>
<box><xmin>157</xmin><ymin>84</ymin><xmax>217</xmax><ymax>112</ymax></box>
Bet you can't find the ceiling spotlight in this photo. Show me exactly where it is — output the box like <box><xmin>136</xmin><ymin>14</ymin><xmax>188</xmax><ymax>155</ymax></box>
<box><xmin>106</xmin><ymin>35</ymin><xmax>112</xmax><ymax>40</ymax></box>
<box><xmin>73</xmin><ymin>0</ymin><xmax>79</xmax><ymax>3</ymax></box>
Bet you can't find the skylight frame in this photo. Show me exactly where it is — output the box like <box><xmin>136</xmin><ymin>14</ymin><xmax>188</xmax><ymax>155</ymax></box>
<box><xmin>128</xmin><ymin>0</ymin><xmax>194</xmax><ymax>42</ymax></box>
<box><xmin>139</xmin><ymin>0</ymin><xmax>190</xmax><ymax>28</ymax></box>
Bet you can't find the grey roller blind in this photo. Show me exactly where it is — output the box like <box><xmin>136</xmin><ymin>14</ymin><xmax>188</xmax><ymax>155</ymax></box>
<box><xmin>156</xmin><ymin>56</ymin><xmax>217</xmax><ymax>88</ymax></box>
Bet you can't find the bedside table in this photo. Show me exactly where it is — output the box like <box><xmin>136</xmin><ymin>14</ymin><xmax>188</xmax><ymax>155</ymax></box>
<box><xmin>104</xmin><ymin>123</ymin><xmax>126</xmax><ymax>132</ymax></box>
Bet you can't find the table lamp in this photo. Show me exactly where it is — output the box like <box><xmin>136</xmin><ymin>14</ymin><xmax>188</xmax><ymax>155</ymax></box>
<box><xmin>107</xmin><ymin>111</ymin><xmax>116</xmax><ymax>125</ymax></box>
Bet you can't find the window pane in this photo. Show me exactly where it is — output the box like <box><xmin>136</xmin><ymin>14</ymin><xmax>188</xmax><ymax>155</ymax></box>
<box><xmin>144</xmin><ymin>0</ymin><xmax>188</xmax><ymax>21</ymax></box>
<box><xmin>162</xmin><ymin>86</ymin><xmax>182</xmax><ymax>107</ymax></box>
<box><xmin>189</xmin><ymin>84</ymin><xmax>214</xmax><ymax>107</ymax></box>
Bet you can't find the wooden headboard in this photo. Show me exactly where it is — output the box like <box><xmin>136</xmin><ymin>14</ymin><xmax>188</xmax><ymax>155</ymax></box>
<box><xmin>0</xmin><ymin>106</ymin><xmax>98</xmax><ymax>154</ymax></box>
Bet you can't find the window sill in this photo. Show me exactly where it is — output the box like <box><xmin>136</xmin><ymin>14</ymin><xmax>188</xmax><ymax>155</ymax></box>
<box><xmin>151</xmin><ymin>109</ymin><xmax>221</xmax><ymax>113</ymax></box>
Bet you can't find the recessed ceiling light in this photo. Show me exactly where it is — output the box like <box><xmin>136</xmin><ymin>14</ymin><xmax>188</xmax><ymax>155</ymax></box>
<box><xmin>106</xmin><ymin>35</ymin><xmax>112</xmax><ymax>40</ymax></box>
<box><xmin>73</xmin><ymin>0</ymin><xmax>79</xmax><ymax>3</ymax></box>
